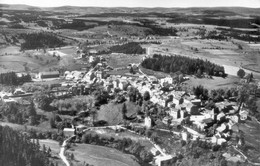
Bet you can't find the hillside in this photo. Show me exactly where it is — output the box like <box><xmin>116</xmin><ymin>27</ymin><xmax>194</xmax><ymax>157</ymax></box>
<box><xmin>1</xmin><ymin>4</ymin><xmax>260</xmax><ymax>16</ymax></box>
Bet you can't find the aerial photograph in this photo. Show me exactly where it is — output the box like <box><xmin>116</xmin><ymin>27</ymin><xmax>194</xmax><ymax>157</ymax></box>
<box><xmin>0</xmin><ymin>0</ymin><xmax>260</xmax><ymax>166</ymax></box>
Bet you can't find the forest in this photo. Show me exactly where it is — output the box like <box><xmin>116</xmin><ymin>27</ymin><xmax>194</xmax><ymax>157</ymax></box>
<box><xmin>109</xmin><ymin>42</ymin><xmax>146</xmax><ymax>54</ymax></box>
<box><xmin>141</xmin><ymin>54</ymin><xmax>226</xmax><ymax>77</ymax></box>
<box><xmin>0</xmin><ymin>72</ymin><xmax>31</xmax><ymax>85</ymax></box>
<box><xmin>19</xmin><ymin>32</ymin><xmax>66</xmax><ymax>50</ymax></box>
<box><xmin>0</xmin><ymin>125</ymin><xmax>55</xmax><ymax>166</ymax></box>
<box><xmin>58</xmin><ymin>21</ymin><xmax>97</xmax><ymax>31</ymax></box>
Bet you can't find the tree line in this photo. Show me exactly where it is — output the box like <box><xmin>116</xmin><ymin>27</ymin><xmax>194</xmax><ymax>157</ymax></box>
<box><xmin>141</xmin><ymin>54</ymin><xmax>225</xmax><ymax>77</ymax></box>
<box><xmin>19</xmin><ymin>32</ymin><xmax>66</xmax><ymax>50</ymax></box>
<box><xmin>109</xmin><ymin>42</ymin><xmax>146</xmax><ymax>54</ymax></box>
<box><xmin>0</xmin><ymin>125</ymin><xmax>55</xmax><ymax>166</ymax></box>
<box><xmin>0</xmin><ymin>72</ymin><xmax>31</xmax><ymax>85</ymax></box>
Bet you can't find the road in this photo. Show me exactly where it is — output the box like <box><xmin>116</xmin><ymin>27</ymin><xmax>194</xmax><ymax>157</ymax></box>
<box><xmin>59</xmin><ymin>136</ymin><xmax>75</xmax><ymax>166</ymax></box>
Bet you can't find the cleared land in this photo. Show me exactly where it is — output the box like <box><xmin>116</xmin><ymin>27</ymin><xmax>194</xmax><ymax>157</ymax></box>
<box><xmin>67</xmin><ymin>143</ymin><xmax>140</xmax><ymax>166</ymax></box>
<box><xmin>183</xmin><ymin>75</ymin><xmax>240</xmax><ymax>90</ymax></box>
<box><xmin>107</xmin><ymin>54</ymin><xmax>144</xmax><ymax>69</ymax></box>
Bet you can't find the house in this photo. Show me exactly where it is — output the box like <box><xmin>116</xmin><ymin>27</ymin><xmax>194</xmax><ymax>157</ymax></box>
<box><xmin>155</xmin><ymin>155</ymin><xmax>176</xmax><ymax>166</ymax></box>
<box><xmin>160</xmin><ymin>76</ymin><xmax>174</xmax><ymax>85</ymax></box>
<box><xmin>239</xmin><ymin>109</ymin><xmax>249</xmax><ymax>121</ymax></box>
<box><xmin>144</xmin><ymin>116</ymin><xmax>152</xmax><ymax>129</ymax></box>
<box><xmin>89</xmin><ymin>56</ymin><xmax>94</xmax><ymax>63</ymax></box>
<box><xmin>211</xmin><ymin>136</ymin><xmax>227</xmax><ymax>145</ymax></box>
<box><xmin>13</xmin><ymin>88</ymin><xmax>25</xmax><ymax>95</ymax></box>
<box><xmin>63</xmin><ymin>128</ymin><xmax>75</xmax><ymax>137</ymax></box>
<box><xmin>96</xmin><ymin>70</ymin><xmax>105</xmax><ymax>79</ymax></box>
<box><xmin>38</xmin><ymin>71</ymin><xmax>60</xmax><ymax>79</ymax></box>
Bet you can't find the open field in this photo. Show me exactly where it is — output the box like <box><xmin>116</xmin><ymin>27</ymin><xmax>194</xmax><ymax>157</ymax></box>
<box><xmin>242</xmin><ymin>64</ymin><xmax>260</xmax><ymax>73</ymax></box>
<box><xmin>37</xmin><ymin>139</ymin><xmax>67</xmax><ymax>166</ymax></box>
<box><xmin>0</xmin><ymin>53</ymin><xmax>59</xmax><ymax>73</ymax></box>
<box><xmin>183</xmin><ymin>75</ymin><xmax>240</xmax><ymax>90</ymax></box>
<box><xmin>107</xmin><ymin>54</ymin><xmax>144</xmax><ymax>69</ymax></box>
<box><xmin>0</xmin><ymin>46</ymin><xmax>21</xmax><ymax>55</ymax></box>
<box><xmin>87</xmin><ymin>128</ymin><xmax>154</xmax><ymax>150</ymax></box>
<box><xmin>238</xmin><ymin>118</ymin><xmax>260</xmax><ymax>163</ymax></box>
<box><xmin>68</xmin><ymin>143</ymin><xmax>140</xmax><ymax>166</ymax></box>
<box><xmin>204</xmin><ymin>49</ymin><xmax>238</xmax><ymax>55</ymax></box>
<box><xmin>0</xmin><ymin>121</ymin><xmax>57</xmax><ymax>132</ymax></box>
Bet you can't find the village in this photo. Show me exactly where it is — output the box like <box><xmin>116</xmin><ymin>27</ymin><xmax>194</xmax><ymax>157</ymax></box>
<box><xmin>1</xmin><ymin>47</ymin><xmax>259</xmax><ymax>166</ymax></box>
<box><xmin>1</xmin><ymin>3</ymin><xmax>260</xmax><ymax>166</ymax></box>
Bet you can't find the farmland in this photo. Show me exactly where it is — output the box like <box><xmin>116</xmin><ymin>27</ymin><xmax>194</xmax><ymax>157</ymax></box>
<box><xmin>1</xmin><ymin>3</ymin><xmax>260</xmax><ymax>166</ymax></box>
<box><xmin>67</xmin><ymin>143</ymin><xmax>140</xmax><ymax>166</ymax></box>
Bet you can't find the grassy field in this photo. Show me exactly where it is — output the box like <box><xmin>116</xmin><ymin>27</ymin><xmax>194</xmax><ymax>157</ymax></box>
<box><xmin>0</xmin><ymin>46</ymin><xmax>21</xmax><ymax>55</ymax></box>
<box><xmin>238</xmin><ymin>118</ymin><xmax>260</xmax><ymax>163</ymax></box>
<box><xmin>89</xmin><ymin>128</ymin><xmax>154</xmax><ymax>150</ymax></box>
<box><xmin>97</xmin><ymin>101</ymin><xmax>140</xmax><ymax>125</ymax></box>
<box><xmin>68</xmin><ymin>143</ymin><xmax>140</xmax><ymax>166</ymax></box>
<box><xmin>242</xmin><ymin>64</ymin><xmax>260</xmax><ymax>73</ymax></box>
<box><xmin>38</xmin><ymin>139</ymin><xmax>66</xmax><ymax>166</ymax></box>
<box><xmin>0</xmin><ymin>121</ymin><xmax>57</xmax><ymax>132</ymax></box>
<box><xmin>107</xmin><ymin>54</ymin><xmax>144</xmax><ymax>69</ymax></box>
<box><xmin>139</xmin><ymin>66</ymin><xmax>169</xmax><ymax>79</ymax></box>
<box><xmin>182</xmin><ymin>75</ymin><xmax>240</xmax><ymax>90</ymax></box>
<box><xmin>0</xmin><ymin>53</ymin><xmax>59</xmax><ymax>73</ymax></box>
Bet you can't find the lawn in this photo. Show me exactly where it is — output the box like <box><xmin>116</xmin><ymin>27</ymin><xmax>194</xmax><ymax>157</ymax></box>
<box><xmin>68</xmin><ymin>143</ymin><xmax>140</xmax><ymax>166</ymax></box>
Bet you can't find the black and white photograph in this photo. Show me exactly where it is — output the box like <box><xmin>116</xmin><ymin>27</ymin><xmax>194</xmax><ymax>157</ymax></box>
<box><xmin>0</xmin><ymin>0</ymin><xmax>260</xmax><ymax>166</ymax></box>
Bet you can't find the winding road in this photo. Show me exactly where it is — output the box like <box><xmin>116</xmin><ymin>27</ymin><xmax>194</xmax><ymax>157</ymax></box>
<box><xmin>59</xmin><ymin>136</ymin><xmax>75</xmax><ymax>166</ymax></box>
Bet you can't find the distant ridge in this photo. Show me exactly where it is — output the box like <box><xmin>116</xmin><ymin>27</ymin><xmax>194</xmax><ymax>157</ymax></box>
<box><xmin>1</xmin><ymin>3</ymin><xmax>260</xmax><ymax>15</ymax></box>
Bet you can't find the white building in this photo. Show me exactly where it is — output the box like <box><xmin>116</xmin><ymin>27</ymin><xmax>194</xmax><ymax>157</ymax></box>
<box><xmin>155</xmin><ymin>155</ymin><xmax>175</xmax><ymax>166</ymax></box>
<box><xmin>144</xmin><ymin>116</ymin><xmax>152</xmax><ymax>129</ymax></box>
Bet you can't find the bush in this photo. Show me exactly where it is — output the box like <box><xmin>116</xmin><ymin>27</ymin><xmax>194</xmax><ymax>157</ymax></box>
<box><xmin>237</xmin><ymin>68</ymin><xmax>246</xmax><ymax>78</ymax></box>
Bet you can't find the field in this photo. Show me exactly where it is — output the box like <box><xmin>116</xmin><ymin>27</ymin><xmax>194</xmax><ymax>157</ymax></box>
<box><xmin>0</xmin><ymin>122</ymin><xmax>57</xmax><ymax>132</ymax></box>
<box><xmin>183</xmin><ymin>75</ymin><xmax>240</xmax><ymax>90</ymax></box>
<box><xmin>0</xmin><ymin>46</ymin><xmax>21</xmax><ymax>55</ymax></box>
<box><xmin>68</xmin><ymin>143</ymin><xmax>140</xmax><ymax>166</ymax></box>
<box><xmin>97</xmin><ymin>101</ymin><xmax>140</xmax><ymax>125</ymax></box>
<box><xmin>242</xmin><ymin>64</ymin><xmax>260</xmax><ymax>73</ymax></box>
<box><xmin>238</xmin><ymin>118</ymin><xmax>260</xmax><ymax>163</ymax></box>
<box><xmin>107</xmin><ymin>54</ymin><xmax>144</xmax><ymax>69</ymax></box>
<box><xmin>37</xmin><ymin>139</ymin><xmax>66</xmax><ymax>166</ymax></box>
<box><xmin>204</xmin><ymin>49</ymin><xmax>238</xmax><ymax>55</ymax></box>
<box><xmin>87</xmin><ymin>128</ymin><xmax>155</xmax><ymax>150</ymax></box>
<box><xmin>0</xmin><ymin>53</ymin><xmax>59</xmax><ymax>73</ymax></box>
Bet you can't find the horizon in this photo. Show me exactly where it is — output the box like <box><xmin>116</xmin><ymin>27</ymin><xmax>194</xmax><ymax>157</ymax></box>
<box><xmin>1</xmin><ymin>0</ymin><xmax>260</xmax><ymax>8</ymax></box>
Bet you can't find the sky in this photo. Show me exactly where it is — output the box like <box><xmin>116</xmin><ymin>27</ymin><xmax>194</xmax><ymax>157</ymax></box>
<box><xmin>1</xmin><ymin>0</ymin><xmax>260</xmax><ymax>8</ymax></box>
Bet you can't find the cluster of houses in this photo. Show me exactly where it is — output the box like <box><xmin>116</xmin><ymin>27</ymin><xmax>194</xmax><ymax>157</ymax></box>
<box><xmin>1</xmin><ymin>55</ymin><xmax>256</xmax><ymax>166</ymax></box>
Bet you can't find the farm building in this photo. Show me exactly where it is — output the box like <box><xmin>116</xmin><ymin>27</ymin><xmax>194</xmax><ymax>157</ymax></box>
<box><xmin>38</xmin><ymin>71</ymin><xmax>60</xmax><ymax>79</ymax></box>
<box><xmin>63</xmin><ymin>128</ymin><xmax>75</xmax><ymax>137</ymax></box>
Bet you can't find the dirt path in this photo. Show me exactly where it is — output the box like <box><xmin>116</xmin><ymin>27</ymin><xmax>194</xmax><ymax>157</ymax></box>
<box><xmin>59</xmin><ymin>136</ymin><xmax>75</xmax><ymax>166</ymax></box>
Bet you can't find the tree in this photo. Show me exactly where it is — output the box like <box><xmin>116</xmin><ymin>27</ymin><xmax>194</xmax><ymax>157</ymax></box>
<box><xmin>122</xmin><ymin>103</ymin><xmax>127</xmax><ymax>120</ymax></box>
<box><xmin>143</xmin><ymin>91</ymin><xmax>150</xmax><ymax>101</ymax></box>
<box><xmin>42</xmin><ymin>144</ymin><xmax>46</xmax><ymax>153</ymax></box>
<box><xmin>237</xmin><ymin>69</ymin><xmax>245</xmax><ymax>78</ymax></box>
<box><xmin>50</xmin><ymin>114</ymin><xmax>56</xmax><ymax>128</ymax></box>
<box><xmin>27</xmin><ymin>101</ymin><xmax>37</xmax><ymax>117</ymax></box>
<box><xmin>34</xmin><ymin>91</ymin><xmax>54</xmax><ymax>111</ymax></box>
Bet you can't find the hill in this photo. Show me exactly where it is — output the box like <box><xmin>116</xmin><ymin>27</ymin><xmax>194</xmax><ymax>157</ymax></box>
<box><xmin>1</xmin><ymin>4</ymin><xmax>260</xmax><ymax>16</ymax></box>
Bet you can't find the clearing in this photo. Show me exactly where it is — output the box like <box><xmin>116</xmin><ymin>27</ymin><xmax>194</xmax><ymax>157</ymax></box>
<box><xmin>183</xmin><ymin>75</ymin><xmax>240</xmax><ymax>90</ymax></box>
<box><xmin>68</xmin><ymin>143</ymin><xmax>140</xmax><ymax>166</ymax></box>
